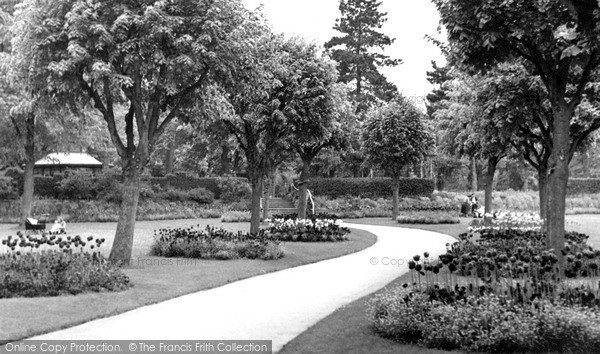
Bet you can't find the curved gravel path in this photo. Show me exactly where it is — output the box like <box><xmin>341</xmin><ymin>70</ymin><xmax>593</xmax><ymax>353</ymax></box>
<box><xmin>30</xmin><ymin>224</ymin><xmax>457</xmax><ymax>352</ymax></box>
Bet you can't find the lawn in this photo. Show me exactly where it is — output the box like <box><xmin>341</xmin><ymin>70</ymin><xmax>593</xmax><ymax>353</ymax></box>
<box><xmin>0</xmin><ymin>218</ymin><xmax>376</xmax><ymax>343</ymax></box>
<box><xmin>281</xmin><ymin>215</ymin><xmax>600</xmax><ymax>354</ymax></box>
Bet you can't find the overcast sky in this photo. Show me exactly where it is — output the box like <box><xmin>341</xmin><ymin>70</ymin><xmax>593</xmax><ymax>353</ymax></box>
<box><xmin>242</xmin><ymin>0</ymin><xmax>447</xmax><ymax>108</ymax></box>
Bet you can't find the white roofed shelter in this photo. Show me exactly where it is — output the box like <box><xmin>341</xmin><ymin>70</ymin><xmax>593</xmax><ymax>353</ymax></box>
<box><xmin>34</xmin><ymin>152</ymin><xmax>103</xmax><ymax>176</ymax></box>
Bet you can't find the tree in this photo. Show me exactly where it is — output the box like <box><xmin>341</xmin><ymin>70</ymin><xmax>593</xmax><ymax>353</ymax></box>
<box><xmin>203</xmin><ymin>32</ymin><xmax>297</xmax><ymax>234</ymax></box>
<box><xmin>480</xmin><ymin>63</ymin><xmax>600</xmax><ymax>220</ymax></box>
<box><xmin>433</xmin><ymin>73</ymin><xmax>509</xmax><ymax>212</ymax></box>
<box><xmin>16</xmin><ymin>0</ymin><xmax>250</xmax><ymax>264</ymax></box>
<box><xmin>325</xmin><ymin>0</ymin><xmax>400</xmax><ymax>111</ymax></box>
<box><xmin>363</xmin><ymin>97</ymin><xmax>432</xmax><ymax>219</ymax></box>
<box><xmin>0</xmin><ymin>0</ymin><xmax>62</xmax><ymax>224</ymax></box>
<box><xmin>433</xmin><ymin>0</ymin><xmax>600</xmax><ymax>266</ymax></box>
<box><xmin>290</xmin><ymin>76</ymin><xmax>350</xmax><ymax>218</ymax></box>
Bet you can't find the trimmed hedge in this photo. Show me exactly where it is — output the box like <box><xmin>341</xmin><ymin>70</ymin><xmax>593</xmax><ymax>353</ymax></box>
<box><xmin>308</xmin><ymin>178</ymin><xmax>434</xmax><ymax>198</ymax></box>
<box><xmin>568</xmin><ymin>178</ymin><xmax>600</xmax><ymax>195</ymax></box>
<box><xmin>149</xmin><ymin>176</ymin><xmax>248</xmax><ymax>199</ymax></box>
<box><xmin>5</xmin><ymin>171</ymin><xmax>248</xmax><ymax>200</ymax></box>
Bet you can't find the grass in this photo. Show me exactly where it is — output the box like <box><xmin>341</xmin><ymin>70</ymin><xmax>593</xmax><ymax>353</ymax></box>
<box><xmin>0</xmin><ymin>218</ymin><xmax>376</xmax><ymax>343</ymax></box>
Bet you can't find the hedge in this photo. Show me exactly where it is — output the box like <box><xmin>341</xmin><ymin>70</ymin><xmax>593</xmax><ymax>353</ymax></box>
<box><xmin>6</xmin><ymin>172</ymin><xmax>248</xmax><ymax>200</ymax></box>
<box><xmin>308</xmin><ymin>178</ymin><xmax>434</xmax><ymax>198</ymax></box>
<box><xmin>149</xmin><ymin>176</ymin><xmax>248</xmax><ymax>199</ymax></box>
<box><xmin>568</xmin><ymin>178</ymin><xmax>600</xmax><ymax>195</ymax></box>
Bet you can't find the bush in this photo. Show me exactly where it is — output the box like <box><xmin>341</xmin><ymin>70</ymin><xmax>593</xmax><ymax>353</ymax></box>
<box><xmin>188</xmin><ymin>188</ymin><xmax>214</xmax><ymax>204</ymax></box>
<box><xmin>369</xmin><ymin>287</ymin><xmax>600</xmax><ymax>353</ymax></box>
<box><xmin>150</xmin><ymin>225</ymin><xmax>283</xmax><ymax>260</ymax></box>
<box><xmin>0</xmin><ymin>177</ymin><xmax>18</xmax><ymax>199</ymax></box>
<box><xmin>35</xmin><ymin>175</ymin><xmax>61</xmax><ymax>198</ymax></box>
<box><xmin>221</xmin><ymin>211</ymin><xmax>251</xmax><ymax>223</ymax></box>
<box><xmin>218</xmin><ymin>177</ymin><xmax>251</xmax><ymax>203</ymax></box>
<box><xmin>0</xmin><ymin>234</ymin><xmax>129</xmax><ymax>298</ymax></box>
<box><xmin>57</xmin><ymin>172</ymin><xmax>96</xmax><ymax>199</ymax></box>
<box><xmin>308</xmin><ymin>178</ymin><xmax>434</xmax><ymax>198</ymax></box>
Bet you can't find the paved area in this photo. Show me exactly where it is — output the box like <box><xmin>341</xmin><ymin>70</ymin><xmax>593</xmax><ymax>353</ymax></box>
<box><xmin>30</xmin><ymin>224</ymin><xmax>456</xmax><ymax>352</ymax></box>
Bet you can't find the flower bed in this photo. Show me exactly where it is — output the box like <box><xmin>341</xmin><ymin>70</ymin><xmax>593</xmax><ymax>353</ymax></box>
<box><xmin>370</xmin><ymin>210</ymin><xmax>600</xmax><ymax>352</ymax></box>
<box><xmin>265</xmin><ymin>218</ymin><xmax>350</xmax><ymax>242</ymax></box>
<box><xmin>0</xmin><ymin>232</ymin><xmax>130</xmax><ymax>298</ymax></box>
<box><xmin>369</xmin><ymin>286</ymin><xmax>600</xmax><ymax>353</ymax></box>
<box><xmin>397</xmin><ymin>211</ymin><xmax>459</xmax><ymax>224</ymax></box>
<box><xmin>469</xmin><ymin>210</ymin><xmax>544</xmax><ymax>233</ymax></box>
<box><xmin>150</xmin><ymin>226</ymin><xmax>284</xmax><ymax>260</ymax></box>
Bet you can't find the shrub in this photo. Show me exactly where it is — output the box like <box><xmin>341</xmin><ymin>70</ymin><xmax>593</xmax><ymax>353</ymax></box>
<box><xmin>150</xmin><ymin>225</ymin><xmax>283</xmax><ymax>260</ymax></box>
<box><xmin>308</xmin><ymin>178</ymin><xmax>434</xmax><ymax>198</ymax></box>
<box><xmin>218</xmin><ymin>177</ymin><xmax>251</xmax><ymax>203</ymax></box>
<box><xmin>221</xmin><ymin>211</ymin><xmax>251</xmax><ymax>223</ymax></box>
<box><xmin>188</xmin><ymin>188</ymin><xmax>214</xmax><ymax>204</ymax></box>
<box><xmin>57</xmin><ymin>172</ymin><xmax>96</xmax><ymax>199</ymax></box>
<box><xmin>0</xmin><ymin>177</ymin><xmax>18</xmax><ymax>199</ymax></box>
<box><xmin>0</xmin><ymin>233</ymin><xmax>129</xmax><ymax>298</ymax></box>
<box><xmin>369</xmin><ymin>286</ymin><xmax>600</xmax><ymax>353</ymax></box>
<box><xmin>35</xmin><ymin>175</ymin><xmax>61</xmax><ymax>198</ymax></box>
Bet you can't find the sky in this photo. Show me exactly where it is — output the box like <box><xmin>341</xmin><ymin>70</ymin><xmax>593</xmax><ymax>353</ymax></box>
<box><xmin>242</xmin><ymin>0</ymin><xmax>447</xmax><ymax>108</ymax></box>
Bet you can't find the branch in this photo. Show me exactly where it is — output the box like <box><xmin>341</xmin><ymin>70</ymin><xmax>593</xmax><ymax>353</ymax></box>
<box><xmin>79</xmin><ymin>75</ymin><xmax>126</xmax><ymax>156</ymax></box>
<box><xmin>9</xmin><ymin>115</ymin><xmax>22</xmax><ymax>138</ymax></box>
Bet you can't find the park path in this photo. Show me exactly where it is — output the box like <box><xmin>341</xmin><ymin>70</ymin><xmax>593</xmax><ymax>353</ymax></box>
<box><xmin>30</xmin><ymin>224</ymin><xmax>456</xmax><ymax>352</ymax></box>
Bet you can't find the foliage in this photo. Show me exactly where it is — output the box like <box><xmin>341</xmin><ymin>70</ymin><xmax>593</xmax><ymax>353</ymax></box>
<box><xmin>324</xmin><ymin>0</ymin><xmax>399</xmax><ymax>109</ymax></box>
<box><xmin>217</xmin><ymin>177</ymin><xmax>251</xmax><ymax>203</ymax></box>
<box><xmin>568</xmin><ymin>178</ymin><xmax>600</xmax><ymax>195</ymax></box>
<box><xmin>369</xmin><ymin>287</ymin><xmax>600</xmax><ymax>353</ymax></box>
<box><xmin>264</xmin><ymin>218</ymin><xmax>350</xmax><ymax>242</ymax></box>
<box><xmin>0</xmin><ymin>198</ymin><xmax>224</xmax><ymax>223</ymax></box>
<box><xmin>0</xmin><ymin>176</ymin><xmax>17</xmax><ymax>199</ymax></box>
<box><xmin>363</xmin><ymin>97</ymin><xmax>433</xmax><ymax>179</ymax></box>
<box><xmin>0</xmin><ymin>233</ymin><xmax>129</xmax><ymax>298</ymax></box>
<box><xmin>150</xmin><ymin>225</ymin><xmax>284</xmax><ymax>260</ymax></box>
<box><xmin>308</xmin><ymin>178</ymin><xmax>434</xmax><ymax>198</ymax></box>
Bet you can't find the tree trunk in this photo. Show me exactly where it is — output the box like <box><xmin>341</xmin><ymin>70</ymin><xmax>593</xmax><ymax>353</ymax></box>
<box><xmin>547</xmin><ymin>103</ymin><xmax>571</xmax><ymax>273</ymax></box>
<box><xmin>220</xmin><ymin>143</ymin><xmax>231</xmax><ymax>175</ymax></box>
<box><xmin>109</xmin><ymin>158</ymin><xmax>142</xmax><ymax>265</ymax></box>
<box><xmin>538</xmin><ymin>168</ymin><xmax>548</xmax><ymax>222</ymax></box>
<box><xmin>164</xmin><ymin>139</ymin><xmax>175</xmax><ymax>174</ymax></box>
<box><xmin>262</xmin><ymin>166</ymin><xmax>276</xmax><ymax>221</ymax></box>
<box><xmin>297</xmin><ymin>158</ymin><xmax>312</xmax><ymax>219</ymax></box>
<box><xmin>21</xmin><ymin>113</ymin><xmax>35</xmax><ymax>225</ymax></box>
<box><xmin>470</xmin><ymin>158</ymin><xmax>477</xmax><ymax>191</ymax></box>
<box><xmin>250</xmin><ymin>174</ymin><xmax>263</xmax><ymax>234</ymax></box>
<box><xmin>392</xmin><ymin>176</ymin><xmax>399</xmax><ymax>220</ymax></box>
<box><xmin>484</xmin><ymin>157</ymin><xmax>499</xmax><ymax>215</ymax></box>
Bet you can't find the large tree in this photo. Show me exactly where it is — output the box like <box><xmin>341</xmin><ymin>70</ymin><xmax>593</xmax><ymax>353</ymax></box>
<box><xmin>433</xmin><ymin>0</ymin><xmax>600</xmax><ymax>267</ymax></box>
<box><xmin>480</xmin><ymin>63</ymin><xmax>600</xmax><ymax>220</ymax></box>
<box><xmin>325</xmin><ymin>0</ymin><xmax>400</xmax><ymax>111</ymax></box>
<box><xmin>16</xmin><ymin>0</ymin><xmax>250</xmax><ymax>264</ymax></box>
<box><xmin>203</xmin><ymin>33</ymin><xmax>302</xmax><ymax>233</ymax></box>
<box><xmin>363</xmin><ymin>96</ymin><xmax>432</xmax><ymax>220</ymax></box>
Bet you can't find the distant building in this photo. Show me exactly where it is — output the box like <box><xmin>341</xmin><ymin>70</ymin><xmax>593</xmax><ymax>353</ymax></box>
<box><xmin>34</xmin><ymin>152</ymin><xmax>103</xmax><ymax>176</ymax></box>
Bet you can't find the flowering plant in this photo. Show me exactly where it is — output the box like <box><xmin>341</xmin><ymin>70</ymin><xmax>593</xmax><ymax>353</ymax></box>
<box><xmin>469</xmin><ymin>210</ymin><xmax>544</xmax><ymax>233</ymax></box>
<box><xmin>264</xmin><ymin>218</ymin><xmax>350</xmax><ymax>242</ymax></box>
